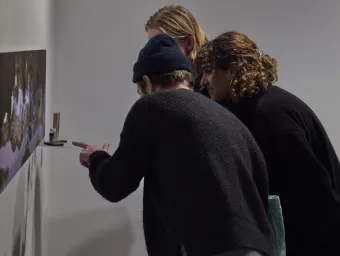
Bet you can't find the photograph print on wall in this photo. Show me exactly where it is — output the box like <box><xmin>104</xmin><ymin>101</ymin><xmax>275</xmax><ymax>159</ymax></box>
<box><xmin>0</xmin><ymin>50</ymin><xmax>46</xmax><ymax>194</ymax></box>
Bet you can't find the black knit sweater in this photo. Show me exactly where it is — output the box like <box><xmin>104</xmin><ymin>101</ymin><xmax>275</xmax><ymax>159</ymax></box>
<box><xmin>220</xmin><ymin>85</ymin><xmax>340</xmax><ymax>256</ymax></box>
<box><xmin>88</xmin><ymin>89</ymin><xmax>272</xmax><ymax>256</ymax></box>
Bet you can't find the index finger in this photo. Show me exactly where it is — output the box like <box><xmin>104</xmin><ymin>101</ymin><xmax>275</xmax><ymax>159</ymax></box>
<box><xmin>72</xmin><ymin>141</ymin><xmax>88</xmax><ymax>149</ymax></box>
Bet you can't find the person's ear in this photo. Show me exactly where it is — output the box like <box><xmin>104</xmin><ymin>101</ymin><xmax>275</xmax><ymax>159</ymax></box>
<box><xmin>180</xmin><ymin>36</ymin><xmax>194</xmax><ymax>56</ymax></box>
<box><xmin>143</xmin><ymin>75</ymin><xmax>153</xmax><ymax>93</ymax></box>
<box><xmin>186</xmin><ymin>36</ymin><xmax>194</xmax><ymax>52</ymax></box>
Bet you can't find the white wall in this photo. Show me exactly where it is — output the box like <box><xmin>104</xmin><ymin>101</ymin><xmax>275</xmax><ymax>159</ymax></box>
<box><xmin>51</xmin><ymin>0</ymin><xmax>340</xmax><ymax>255</ymax></box>
<box><xmin>0</xmin><ymin>0</ymin><xmax>53</xmax><ymax>255</ymax></box>
<box><xmin>43</xmin><ymin>146</ymin><xmax>145</xmax><ymax>256</ymax></box>
<box><xmin>0</xmin><ymin>0</ymin><xmax>53</xmax><ymax>135</ymax></box>
<box><xmin>52</xmin><ymin>0</ymin><xmax>340</xmax><ymax>154</ymax></box>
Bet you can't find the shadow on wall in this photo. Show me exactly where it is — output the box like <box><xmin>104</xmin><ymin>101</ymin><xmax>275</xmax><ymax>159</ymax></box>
<box><xmin>47</xmin><ymin>206</ymin><xmax>136</xmax><ymax>256</ymax></box>
<box><xmin>11</xmin><ymin>160</ymin><xmax>27</xmax><ymax>256</ymax></box>
<box><xmin>33</xmin><ymin>149</ymin><xmax>42</xmax><ymax>256</ymax></box>
<box><xmin>11</xmin><ymin>148</ymin><xmax>43</xmax><ymax>256</ymax></box>
<box><xmin>65</xmin><ymin>224</ymin><xmax>134</xmax><ymax>256</ymax></box>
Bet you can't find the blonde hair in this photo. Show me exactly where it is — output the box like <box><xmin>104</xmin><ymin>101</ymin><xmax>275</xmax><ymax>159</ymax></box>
<box><xmin>145</xmin><ymin>5</ymin><xmax>208</xmax><ymax>61</ymax></box>
<box><xmin>196</xmin><ymin>31</ymin><xmax>278</xmax><ymax>99</ymax></box>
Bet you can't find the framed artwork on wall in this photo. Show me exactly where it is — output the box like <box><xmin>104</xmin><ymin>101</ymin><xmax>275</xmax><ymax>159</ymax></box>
<box><xmin>0</xmin><ymin>50</ymin><xmax>46</xmax><ymax>194</ymax></box>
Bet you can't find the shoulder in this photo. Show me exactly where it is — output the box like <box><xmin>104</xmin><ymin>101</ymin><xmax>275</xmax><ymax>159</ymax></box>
<box><xmin>131</xmin><ymin>92</ymin><xmax>166</xmax><ymax>110</ymax></box>
<box><xmin>123</xmin><ymin>96</ymin><xmax>160</xmax><ymax>130</ymax></box>
<box><xmin>143</xmin><ymin>89</ymin><xmax>207</xmax><ymax>108</ymax></box>
<box><xmin>257</xmin><ymin>86</ymin><xmax>299</xmax><ymax>111</ymax></box>
<box><xmin>126</xmin><ymin>95</ymin><xmax>158</xmax><ymax>122</ymax></box>
<box><xmin>129</xmin><ymin>89</ymin><xmax>193</xmax><ymax>114</ymax></box>
<box><xmin>256</xmin><ymin>86</ymin><xmax>310</xmax><ymax>134</ymax></box>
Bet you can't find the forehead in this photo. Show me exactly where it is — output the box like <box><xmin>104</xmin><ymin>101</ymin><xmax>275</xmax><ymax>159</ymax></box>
<box><xmin>147</xmin><ymin>28</ymin><xmax>163</xmax><ymax>40</ymax></box>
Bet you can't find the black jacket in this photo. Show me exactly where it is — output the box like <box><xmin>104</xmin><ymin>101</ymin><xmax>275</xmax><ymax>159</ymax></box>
<box><xmin>220</xmin><ymin>85</ymin><xmax>340</xmax><ymax>256</ymax></box>
<box><xmin>88</xmin><ymin>89</ymin><xmax>272</xmax><ymax>256</ymax></box>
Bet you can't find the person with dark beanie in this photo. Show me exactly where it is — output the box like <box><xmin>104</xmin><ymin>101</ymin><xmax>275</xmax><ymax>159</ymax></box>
<box><xmin>196</xmin><ymin>31</ymin><xmax>340</xmax><ymax>256</ymax></box>
<box><xmin>73</xmin><ymin>34</ymin><xmax>273</xmax><ymax>256</ymax></box>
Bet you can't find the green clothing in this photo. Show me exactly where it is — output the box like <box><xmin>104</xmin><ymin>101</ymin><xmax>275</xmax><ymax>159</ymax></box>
<box><xmin>215</xmin><ymin>249</ymin><xmax>263</xmax><ymax>256</ymax></box>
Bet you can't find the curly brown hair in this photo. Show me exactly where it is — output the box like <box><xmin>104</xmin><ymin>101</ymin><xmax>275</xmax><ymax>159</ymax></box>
<box><xmin>196</xmin><ymin>31</ymin><xmax>278</xmax><ymax>99</ymax></box>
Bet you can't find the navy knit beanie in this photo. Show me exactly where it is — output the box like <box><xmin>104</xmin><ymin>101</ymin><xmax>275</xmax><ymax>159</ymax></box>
<box><xmin>132</xmin><ymin>34</ymin><xmax>193</xmax><ymax>83</ymax></box>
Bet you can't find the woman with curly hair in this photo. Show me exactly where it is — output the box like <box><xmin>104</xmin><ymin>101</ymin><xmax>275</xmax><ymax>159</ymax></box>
<box><xmin>144</xmin><ymin>5</ymin><xmax>209</xmax><ymax>96</ymax></box>
<box><xmin>196</xmin><ymin>31</ymin><xmax>340</xmax><ymax>256</ymax></box>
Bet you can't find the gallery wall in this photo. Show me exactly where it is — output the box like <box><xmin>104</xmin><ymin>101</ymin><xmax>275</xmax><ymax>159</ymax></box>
<box><xmin>51</xmin><ymin>0</ymin><xmax>340</xmax><ymax>255</ymax></box>
<box><xmin>0</xmin><ymin>146</ymin><xmax>45</xmax><ymax>256</ymax></box>
<box><xmin>52</xmin><ymin>0</ymin><xmax>340</xmax><ymax>153</ymax></box>
<box><xmin>0</xmin><ymin>0</ymin><xmax>52</xmax><ymax>134</ymax></box>
<box><xmin>1</xmin><ymin>0</ymin><xmax>340</xmax><ymax>256</ymax></box>
<box><xmin>0</xmin><ymin>0</ymin><xmax>53</xmax><ymax>255</ymax></box>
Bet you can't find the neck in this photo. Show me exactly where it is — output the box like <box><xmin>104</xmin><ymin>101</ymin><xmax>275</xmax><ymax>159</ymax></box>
<box><xmin>152</xmin><ymin>83</ymin><xmax>191</xmax><ymax>94</ymax></box>
<box><xmin>174</xmin><ymin>82</ymin><xmax>191</xmax><ymax>90</ymax></box>
<box><xmin>218</xmin><ymin>93</ymin><xmax>240</xmax><ymax>106</ymax></box>
<box><xmin>220</xmin><ymin>85</ymin><xmax>268</xmax><ymax>106</ymax></box>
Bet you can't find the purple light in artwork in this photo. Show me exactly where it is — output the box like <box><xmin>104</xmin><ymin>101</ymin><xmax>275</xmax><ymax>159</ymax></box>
<box><xmin>25</xmin><ymin>83</ymin><xmax>31</xmax><ymax>105</ymax></box>
<box><xmin>0</xmin><ymin>51</ymin><xmax>46</xmax><ymax>194</ymax></box>
<box><xmin>14</xmin><ymin>89</ymin><xmax>24</xmax><ymax>118</ymax></box>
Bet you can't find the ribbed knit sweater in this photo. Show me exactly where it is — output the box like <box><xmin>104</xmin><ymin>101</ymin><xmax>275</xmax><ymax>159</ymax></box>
<box><xmin>89</xmin><ymin>89</ymin><xmax>273</xmax><ymax>256</ymax></box>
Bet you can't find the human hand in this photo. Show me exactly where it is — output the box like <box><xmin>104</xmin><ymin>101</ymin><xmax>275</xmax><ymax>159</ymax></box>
<box><xmin>72</xmin><ymin>141</ymin><xmax>109</xmax><ymax>168</ymax></box>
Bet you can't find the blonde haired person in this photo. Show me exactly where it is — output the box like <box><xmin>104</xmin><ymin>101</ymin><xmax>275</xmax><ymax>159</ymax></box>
<box><xmin>145</xmin><ymin>5</ymin><xmax>209</xmax><ymax>96</ymax></box>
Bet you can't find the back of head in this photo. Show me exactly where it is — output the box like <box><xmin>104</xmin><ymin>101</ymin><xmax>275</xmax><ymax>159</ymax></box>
<box><xmin>196</xmin><ymin>31</ymin><xmax>278</xmax><ymax>99</ymax></box>
<box><xmin>133</xmin><ymin>34</ymin><xmax>194</xmax><ymax>94</ymax></box>
<box><xmin>145</xmin><ymin>5</ymin><xmax>208</xmax><ymax>61</ymax></box>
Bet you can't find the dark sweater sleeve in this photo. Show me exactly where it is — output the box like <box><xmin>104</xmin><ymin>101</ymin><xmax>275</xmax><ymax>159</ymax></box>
<box><xmin>88</xmin><ymin>98</ymin><xmax>153</xmax><ymax>203</ymax></box>
<box><xmin>268</xmin><ymin>130</ymin><xmax>340</xmax><ymax>254</ymax></box>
